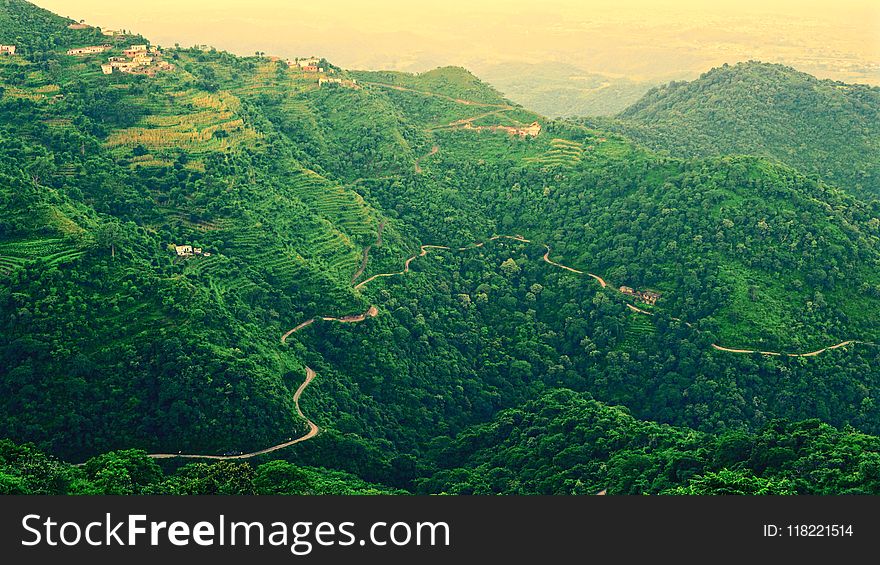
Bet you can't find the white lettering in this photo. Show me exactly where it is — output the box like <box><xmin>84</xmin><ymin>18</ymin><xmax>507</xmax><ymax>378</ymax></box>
<box><xmin>21</xmin><ymin>515</ymin><xmax>41</xmax><ymax>546</ymax></box>
<box><xmin>128</xmin><ymin>515</ymin><xmax>146</xmax><ymax>545</ymax></box>
<box><xmin>167</xmin><ymin>521</ymin><xmax>190</xmax><ymax>546</ymax></box>
<box><xmin>192</xmin><ymin>522</ymin><xmax>214</xmax><ymax>546</ymax></box>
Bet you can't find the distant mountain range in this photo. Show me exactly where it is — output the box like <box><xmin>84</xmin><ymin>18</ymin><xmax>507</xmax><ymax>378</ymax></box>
<box><xmin>475</xmin><ymin>61</ymin><xmax>653</xmax><ymax>117</ymax></box>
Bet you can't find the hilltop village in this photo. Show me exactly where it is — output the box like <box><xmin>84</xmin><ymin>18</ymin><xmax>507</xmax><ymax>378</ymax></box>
<box><xmin>66</xmin><ymin>40</ymin><xmax>174</xmax><ymax>76</ymax></box>
<box><xmin>5</xmin><ymin>22</ymin><xmax>532</xmax><ymax>145</ymax></box>
<box><xmin>61</xmin><ymin>25</ymin><xmax>355</xmax><ymax>87</ymax></box>
<box><xmin>287</xmin><ymin>56</ymin><xmax>360</xmax><ymax>89</ymax></box>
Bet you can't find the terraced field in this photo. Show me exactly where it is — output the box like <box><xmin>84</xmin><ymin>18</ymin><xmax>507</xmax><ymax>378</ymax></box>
<box><xmin>0</xmin><ymin>255</ymin><xmax>26</xmax><ymax>276</ymax></box>
<box><xmin>0</xmin><ymin>238</ymin><xmax>86</xmax><ymax>273</ymax></box>
<box><xmin>622</xmin><ymin>311</ymin><xmax>658</xmax><ymax>350</ymax></box>
<box><xmin>300</xmin><ymin>222</ymin><xmax>361</xmax><ymax>276</ymax></box>
<box><xmin>286</xmin><ymin>170</ymin><xmax>377</xmax><ymax>238</ymax></box>
<box><xmin>523</xmin><ymin>138</ymin><xmax>585</xmax><ymax>167</ymax></box>
<box><xmin>183</xmin><ymin>250</ymin><xmax>261</xmax><ymax>299</ymax></box>
<box><xmin>105</xmin><ymin>88</ymin><xmax>261</xmax><ymax>160</ymax></box>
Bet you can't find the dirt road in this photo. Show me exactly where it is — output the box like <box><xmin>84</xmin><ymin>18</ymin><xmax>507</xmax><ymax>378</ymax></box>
<box><xmin>150</xmin><ymin>231</ymin><xmax>872</xmax><ymax>460</ymax></box>
<box><xmin>356</xmin><ymin>234</ymin><xmax>870</xmax><ymax>360</ymax></box>
<box><xmin>710</xmin><ymin>340</ymin><xmax>861</xmax><ymax>358</ymax></box>
<box><xmin>147</xmin><ymin>367</ymin><xmax>319</xmax><ymax>461</ymax></box>
<box><xmin>354</xmin><ymin>245</ymin><xmax>450</xmax><ymax>289</ymax></box>
<box><xmin>414</xmin><ymin>145</ymin><xmax>439</xmax><ymax>173</ymax></box>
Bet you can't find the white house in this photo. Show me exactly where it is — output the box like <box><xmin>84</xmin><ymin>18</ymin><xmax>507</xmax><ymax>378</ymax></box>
<box><xmin>67</xmin><ymin>45</ymin><xmax>110</xmax><ymax>56</ymax></box>
<box><xmin>175</xmin><ymin>245</ymin><xmax>194</xmax><ymax>256</ymax></box>
<box><xmin>0</xmin><ymin>45</ymin><xmax>16</xmax><ymax>55</ymax></box>
<box><xmin>174</xmin><ymin>245</ymin><xmax>208</xmax><ymax>257</ymax></box>
<box><xmin>123</xmin><ymin>45</ymin><xmax>148</xmax><ymax>57</ymax></box>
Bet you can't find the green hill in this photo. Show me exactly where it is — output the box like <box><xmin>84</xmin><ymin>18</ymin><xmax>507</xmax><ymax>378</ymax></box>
<box><xmin>0</xmin><ymin>0</ymin><xmax>413</xmax><ymax>459</ymax></box>
<box><xmin>589</xmin><ymin>61</ymin><xmax>880</xmax><ymax>199</ymax></box>
<box><xmin>351</xmin><ymin>66</ymin><xmax>509</xmax><ymax>106</ymax></box>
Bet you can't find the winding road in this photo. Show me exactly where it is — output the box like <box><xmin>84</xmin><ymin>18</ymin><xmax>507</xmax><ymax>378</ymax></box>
<box><xmin>627</xmin><ymin>305</ymin><xmax>866</xmax><ymax>357</ymax></box>
<box><xmin>351</xmin><ymin>220</ymin><xmax>385</xmax><ymax>284</ymax></box>
<box><xmin>352</xmin><ymin>233</ymin><xmax>869</xmax><ymax>359</ymax></box>
<box><xmin>146</xmin><ymin>368</ymin><xmax>319</xmax><ymax>461</ymax></box>
<box><xmin>281</xmin><ymin>306</ymin><xmax>380</xmax><ymax>345</ymax></box>
<box><xmin>710</xmin><ymin>340</ymin><xmax>868</xmax><ymax>358</ymax></box>
<box><xmin>145</xmin><ymin>231</ymin><xmax>874</xmax><ymax>461</ymax></box>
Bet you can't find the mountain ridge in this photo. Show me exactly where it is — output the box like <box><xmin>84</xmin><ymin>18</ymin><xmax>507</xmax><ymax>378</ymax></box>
<box><xmin>589</xmin><ymin>60</ymin><xmax>880</xmax><ymax>199</ymax></box>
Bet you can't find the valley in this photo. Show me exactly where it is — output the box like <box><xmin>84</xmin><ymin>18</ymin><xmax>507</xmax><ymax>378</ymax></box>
<box><xmin>148</xmin><ymin>228</ymin><xmax>877</xmax><ymax>461</ymax></box>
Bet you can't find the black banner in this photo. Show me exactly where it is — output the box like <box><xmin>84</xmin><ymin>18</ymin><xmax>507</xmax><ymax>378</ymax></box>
<box><xmin>0</xmin><ymin>496</ymin><xmax>875</xmax><ymax>563</ymax></box>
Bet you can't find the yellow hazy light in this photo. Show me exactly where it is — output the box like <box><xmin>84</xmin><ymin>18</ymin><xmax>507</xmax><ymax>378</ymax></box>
<box><xmin>34</xmin><ymin>0</ymin><xmax>880</xmax><ymax>85</ymax></box>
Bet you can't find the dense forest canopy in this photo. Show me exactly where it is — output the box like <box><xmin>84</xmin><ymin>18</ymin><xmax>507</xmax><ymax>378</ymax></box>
<box><xmin>1</xmin><ymin>0</ymin><xmax>879</xmax><ymax>494</ymax></box>
<box><xmin>587</xmin><ymin>61</ymin><xmax>880</xmax><ymax>200</ymax></box>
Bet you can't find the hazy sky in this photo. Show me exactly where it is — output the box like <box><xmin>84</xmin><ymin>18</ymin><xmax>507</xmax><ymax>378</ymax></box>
<box><xmin>35</xmin><ymin>0</ymin><xmax>880</xmax><ymax>84</ymax></box>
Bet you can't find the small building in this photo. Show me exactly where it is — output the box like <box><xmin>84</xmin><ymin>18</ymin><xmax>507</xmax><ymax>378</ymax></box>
<box><xmin>123</xmin><ymin>44</ymin><xmax>148</xmax><ymax>57</ymax></box>
<box><xmin>173</xmin><ymin>244</ymin><xmax>208</xmax><ymax>257</ymax></box>
<box><xmin>0</xmin><ymin>45</ymin><xmax>16</xmax><ymax>55</ymax></box>
<box><xmin>318</xmin><ymin>77</ymin><xmax>359</xmax><ymax>89</ymax></box>
<box><xmin>641</xmin><ymin>291</ymin><xmax>661</xmax><ymax>305</ymax></box>
<box><xmin>302</xmin><ymin>65</ymin><xmax>319</xmax><ymax>72</ymax></box>
<box><xmin>101</xmin><ymin>29</ymin><xmax>122</xmax><ymax>36</ymax></box>
<box><xmin>68</xmin><ymin>23</ymin><xmax>92</xmax><ymax>30</ymax></box>
<box><xmin>619</xmin><ymin>285</ymin><xmax>661</xmax><ymax>305</ymax></box>
<box><xmin>113</xmin><ymin>61</ymin><xmax>138</xmax><ymax>72</ymax></box>
<box><xmin>67</xmin><ymin>45</ymin><xmax>111</xmax><ymax>56</ymax></box>
<box><xmin>101</xmin><ymin>64</ymin><xmax>114</xmax><ymax>74</ymax></box>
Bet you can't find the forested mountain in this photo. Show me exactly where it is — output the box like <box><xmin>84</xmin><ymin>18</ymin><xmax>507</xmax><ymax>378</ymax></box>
<box><xmin>2</xmin><ymin>1</ymin><xmax>880</xmax><ymax>495</ymax></box>
<box><xmin>587</xmin><ymin>62</ymin><xmax>880</xmax><ymax>199</ymax></box>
